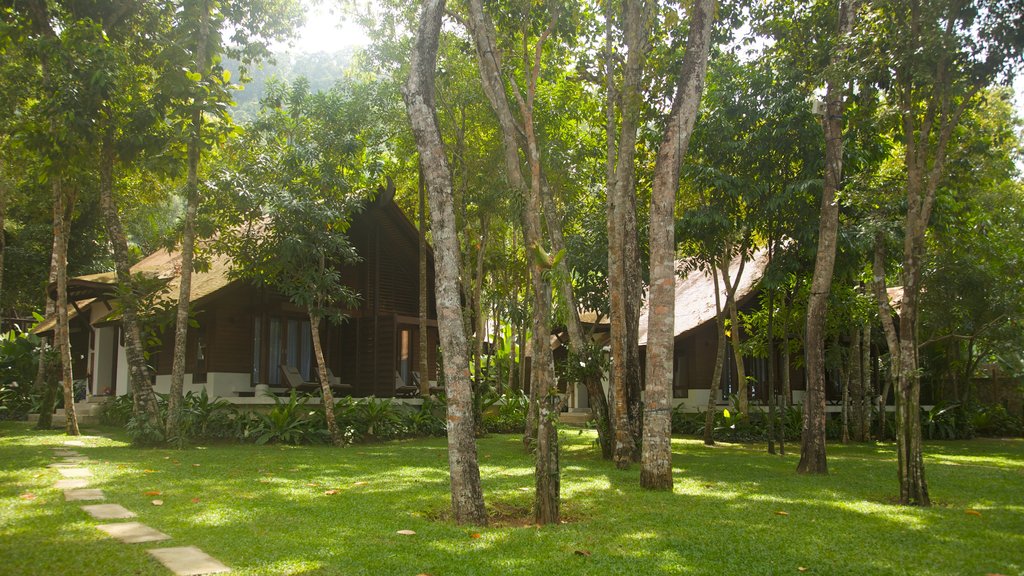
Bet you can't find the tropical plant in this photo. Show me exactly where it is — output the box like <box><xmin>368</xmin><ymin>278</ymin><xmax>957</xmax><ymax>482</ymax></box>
<box><xmin>355</xmin><ymin>397</ymin><xmax>404</xmax><ymax>440</ymax></box>
<box><xmin>254</xmin><ymin>391</ymin><xmax>325</xmax><ymax>445</ymax></box>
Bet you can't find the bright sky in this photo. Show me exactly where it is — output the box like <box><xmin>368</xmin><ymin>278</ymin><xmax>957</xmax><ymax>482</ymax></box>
<box><xmin>274</xmin><ymin>2</ymin><xmax>369</xmax><ymax>53</ymax></box>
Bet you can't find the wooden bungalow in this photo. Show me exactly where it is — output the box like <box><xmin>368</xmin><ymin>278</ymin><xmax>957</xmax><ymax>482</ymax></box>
<box><xmin>36</xmin><ymin>191</ymin><xmax>439</xmax><ymax>402</ymax></box>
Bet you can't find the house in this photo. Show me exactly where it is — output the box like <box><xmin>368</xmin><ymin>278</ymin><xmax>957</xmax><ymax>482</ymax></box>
<box><xmin>35</xmin><ymin>190</ymin><xmax>439</xmax><ymax>403</ymax></box>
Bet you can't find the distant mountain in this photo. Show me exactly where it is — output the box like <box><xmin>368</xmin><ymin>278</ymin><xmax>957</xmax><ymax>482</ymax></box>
<box><xmin>223</xmin><ymin>49</ymin><xmax>358</xmax><ymax>121</ymax></box>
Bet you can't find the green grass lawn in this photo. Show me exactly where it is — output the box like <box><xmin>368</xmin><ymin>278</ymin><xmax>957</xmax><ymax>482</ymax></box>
<box><xmin>1</xmin><ymin>422</ymin><xmax>1022</xmax><ymax>576</ymax></box>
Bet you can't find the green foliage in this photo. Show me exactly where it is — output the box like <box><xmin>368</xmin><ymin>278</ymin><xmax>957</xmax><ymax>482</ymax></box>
<box><xmin>922</xmin><ymin>402</ymin><xmax>967</xmax><ymax>441</ymax></box>
<box><xmin>354</xmin><ymin>397</ymin><xmax>404</xmax><ymax>441</ymax></box>
<box><xmin>253</xmin><ymin>390</ymin><xmax>325</xmax><ymax>446</ymax></box>
<box><xmin>402</xmin><ymin>395</ymin><xmax>447</xmax><ymax>437</ymax></box>
<box><xmin>99</xmin><ymin>395</ymin><xmax>135</xmax><ymax>427</ymax></box>
<box><xmin>483</xmin><ymin>390</ymin><xmax>529</xmax><ymax>434</ymax></box>
<box><xmin>0</xmin><ymin>329</ymin><xmax>41</xmax><ymax>420</ymax></box>
<box><xmin>969</xmin><ymin>404</ymin><xmax>1023</xmax><ymax>438</ymax></box>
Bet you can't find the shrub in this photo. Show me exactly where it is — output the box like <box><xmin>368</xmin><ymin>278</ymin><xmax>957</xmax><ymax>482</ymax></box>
<box><xmin>970</xmin><ymin>403</ymin><xmax>1022</xmax><ymax>437</ymax></box>
<box><xmin>483</xmin><ymin>390</ymin><xmax>528</xmax><ymax>434</ymax></box>
<box><xmin>100</xmin><ymin>394</ymin><xmax>135</xmax><ymax>427</ymax></box>
<box><xmin>0</xmin><ymin>329</ymin><xmax>41</xmax><ymax>420</ymax></box>
<box><xmin>403</xmin><ymin>395</ymin><xmax>446</xmax><ymax>437</ymax></box>
<box><xmin>252</xmin><ymin>391</ymin><xmax>327</xmax><ymax>445</ymax></box>
<box><xmin>354</xmin><ymin>397</ymin><xmax>404</xmax><ymax>440</ymax></box>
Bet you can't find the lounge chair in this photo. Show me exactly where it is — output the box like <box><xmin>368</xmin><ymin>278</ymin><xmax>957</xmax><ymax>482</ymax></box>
<box><xmin>394</xmin><ymin>370</ymin><xmax>419</xmax><ymax>398</ymax></box>
<box><xmin>280</xmin><ymin>364</ymin><xmax>353</xmax><ymax>394</ymax></box>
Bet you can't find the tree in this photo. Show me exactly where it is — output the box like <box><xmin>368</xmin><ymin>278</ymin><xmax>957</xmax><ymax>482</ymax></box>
<box><xmin>214</xmin><ymin>78</ymin><xmax>373</xmax><ymax>446</ymax></box>
<box><xmin>861</xmin><ymin>0</ymin><xmax>1024</xmax><ymax>505</ymax></box>
<box><xmin>165</xmin><ymin>0</ymin><xmax>301</xmax><ymax>441</ymax></box>
<box><xmin>640</xmin><ymin>0</ymin><xmax>714</xmax><ymax>489</ymax></box>
<box><xmin>403</xmin><ymin>0</ymin><xmax>488</xmax><ymax>526</ymax></box>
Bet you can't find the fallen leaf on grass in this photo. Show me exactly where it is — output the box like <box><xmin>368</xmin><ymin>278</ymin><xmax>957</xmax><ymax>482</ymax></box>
<box><xmin>775</xmin><ymin>511</ymin><xmax>789</xmax><ymax>516</ymax></box>
<box><xmin>151</xmin><ymin>500</ymin><xmax>164</xmax><ymax>506</ymax></box>
<box><xmin>324</xmin><ymin>489</ymin><xmax>339</xmax><ymax>495</ymax></box>
<box><xmin>192</xmin><ymin>463</ymin><xmax>201</xmax><ymax>467</ymax></box>
<box><xmin>396</xmin><ymin>529</ymin><xmax>416</xmax><ymax>536</ymax></box>
<box><xmin>19</xmin><ymin>493</ymin><xmax>36</xmax><ymax>500</ymax></box>
<box><xmin>469</xmin><ymin>533</ymin><xmax>481</xmax><ymax>539</ymax></box>
<box><xmin>798</xmin><ymin>568</ymin><xmax>808</xmax><ymax>572</ymax></box>
<box><xmin>306</xmin><ymin>483</ymin><xmax>319</xmax><ymax>487</ymax></box>
<box><xmin>191</xmin><ymin>497</ymin><xmax>201</xmax><ymax>504</ymax></box>
<box><xmin>145</xmin><ymin>491</ymin><xmax>162</xmax><ymax>496</ymax></box>
<box><xmin>352</xmin><ymin>481</ymin><xmax>368</xmax><ymax>487</ymax></box>
<box><xmin>965</xmin><ymin>509</ymin><xmax>982</xmax><ymax>517</ymax></box>
<box><xmin>574</xmin><ymin>550</ymin><xmax>592</xmax><ymax>557</ymax></box>
<box><xmin>143</xmin><ymin>469</ymin><xmax>157</xmax><ymax>473</ymax></box>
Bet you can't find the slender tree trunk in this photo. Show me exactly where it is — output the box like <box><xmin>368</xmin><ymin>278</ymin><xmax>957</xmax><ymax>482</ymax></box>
<box><xmin>848</xmin><ymin>327</ymin><xmax>862</xmax><ymax>441</ymax></box>
<box><xmin>780</xmin><ymin>318</ymin><xmax>791</xmax><ymax>455</ymax></box>
<box><xmin>767</xmin><ymin>286</ymin><xmax>777</xmax><ymax>454</ymax></box>
<box><xmin>799</xmin><ymin>0</ymin><xmax>855</xmax><ymax>476</ymax></box>
<box><xmin>641</xmin><ymin>0</ymin><xmax>714</xmax><ymax>490</ymax></box>
<box><xmin>0</xmin><ymin>166</ymin><xmax>5</xmax><ymax>312</ymax></box>
<box><xmin>53</xmin><ymin>177</ymin><xmax>79</xmax><ymax>435</ymax></box>
<box><xmin>473</xmin><ymin>218</ymin><xmax>488</xmax><ymax>435</ymax></box>
<box><xmin>403</xmin><ymin>0</ymin><xmax>487</xmax><ymax>525</ymax></box>
<box><xmin>861</xmin><ymin>323</ymin><xmax>872</xmax><ymax>441</ymax></box>
<box><xmin>167</xmin><ymin>0</ymin><xmax>211</xmax><ymax>442</ymax></box>
<box><xmin>418</xmin><ymin>168</ymin><xmax>431</xmax><ymax>396</ymax></box>
<box><xmin>309</xmin><ymin>313</ymin><xmax>340</xmax><ymax>445</ymax></box>
<box><xmin>841</xmin><ymin>346</ymin><xmax>850</xmax><ymax>444</ymax></box>
<box><xmin>539</xmin><ymin>181</ymin><xmax>612</xmax><ymax>458</ymax></box>
<box><xmin>98</xmin><ymin>133</ymin><xmax>162</xmax><ymax>434</ymax></box>
<box><xmin>720</xmin><ymin>262</ymin><xmax>747</xmax><ymax>416</ymax></box>
<box><xmin>704</xmin><ymin>265</ymin><xmax>727</xmax><ymax>446</ymax></box>
<box><xmin>35</xmin><ymin>235</ymin><xmax>60</xmax><ymax>429</ymax></box>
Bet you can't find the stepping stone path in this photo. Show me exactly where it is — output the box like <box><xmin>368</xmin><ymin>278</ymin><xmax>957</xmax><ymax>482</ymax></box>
<box><xmin>97</xmin><ymin>522</ymin><xmax>171</xmax><ymax>544</ymax></box>
<box><xmin>64</xmin><ymin>489</ymin><xmax>104</xmax><ymax>502</ymax></box>
<box><xmin>82</xmin><ymin>504</ymin><xmax>136</xmax><ymax>520</ymax></box>
<box><xmin>44</xmin><ymin>441</ymin><xmax>231</xmax><ymax>574</ymax></box>
<box><xmin>149</xmin><ymin>546</ymin><xmax>231</xmax><ymax>576</ymax></box>
<box><xmin>57</xmin><ymin>467</ymin><xmax>92</xmax><ymax>478</ymax></box>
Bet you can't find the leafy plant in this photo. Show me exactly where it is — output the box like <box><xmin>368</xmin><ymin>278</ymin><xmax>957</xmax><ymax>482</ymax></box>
<box><xmin>355</xmin><ymin>397</ymin><xmax>403</xmax><ymax>440</ymax></box>
<box><xmin>0</xmin><ymin>328</ymin><xmax>41</xmax><ymax>420</ymax></box>
<box><xmin>483</xmin><ymin>390</ymin><xmax>529</xmax><ymax>434</ymax></box>
<box><xmin>254</xmin><ymin>391</ymin><xmax>325</xmax><ymax>445</ymax></box>
<box><xmin>923</xmin><ymin>402</ymin><xmax>962</xmax><ymax>440</ymax></box>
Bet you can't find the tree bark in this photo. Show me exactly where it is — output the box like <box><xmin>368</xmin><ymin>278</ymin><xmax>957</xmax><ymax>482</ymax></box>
<box><xmin>719</xmin><ymin>258</ymin><xmax>747</xmax><ymax>415</ymax></box>
<box><xmin>704</xmin><ymin>264</ymin><xmax>727</xmax><ymax>446</ymax></box>
<box><xmin>766</xmin><ymin>286</ymin><xmax>777</xmax><ymax>454</ymax></box>
<box><xmin>403</xmin><ymin>0</ymin><xmax>487</xmax><ymax>526</ymax></box>
<box><xmin>473</xmin><ymin>217</ymin><xmax>488</xmax><ymax>435</ymax></box>
<box><xmin>98</xmin><ymin>133</ymin><xmax>162</xmax><ymax>435</ymax></box>
<box><xmin>53</xmin><ymin>177</ymin><xmax>79</xmax><ymax>435</ymax></box>
<box><xmin>641</xmin><ymin>0</ymin><xmax>715</xmax><ymax>490</ymax></box>
<box><xmin>167</xmin><ymin>0</ymin><xmax>211</xmax><ymax>442</ymax></box>
<box><xmin>35</xmin><ymin>232</ymin><xmax>60</xmax><ymax>429</ymax></box>
<box><xmin>798</xmin><ymin>0</ymin><xmax>855</xmax><ymax>476</ymax></box>
<box><xmin>309</xmin><ymin>313</ymin><xmax>341</xmax><ymax>445</ymax></box>
<box><xmin>418</xmin><ymin>167</ymin><xmax>431</xmax><ymax>396</ymax></box>
<box><xmin>606</xmin><ymin>0</ymin><xmax>653</xmax><ymax>468</ymax></box>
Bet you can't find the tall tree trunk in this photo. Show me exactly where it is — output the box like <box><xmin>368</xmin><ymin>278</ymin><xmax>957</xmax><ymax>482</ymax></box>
<box><xmin>860</xmin><ymin>323</ymin><xmax>872</xmax><ymax>441</ymax></box>
<box><xmin>473</xmin><ymin>217</ymin><xmax>488</xmax><ymax>435</ymax></box>
<box><xmin>539</xmin><ymin>181</ymin><xmax>612</xmax><ymax>458</ymax></box>
<box><xmin>766</xmin><ymin>286</ymin><xmax>777</xmax><ymax>454</ymax></box>
<box><xmin>53</xmin><ymin>177</ymin><xmax>79</xmax><ymax>436</ymax></box>
<box><xmin>641</xmin><ymin>0</ymin><xmax>714</xmax><ymax>490</ymax></box>
<box><xmin>35</xmin><ymin>234</ymin><xmax>60</xmax><ymax>429</ymax></box>
<box><xmin>872</xmin><ymin>234</ymin><xmax>899</xmax><ymax>444</ymax></box>
<box><xmin>704</xmin><ymin>264</ymin><xmax>727</xmax><ymax>446</ymax></box>
<box><xmin>840</xmin><ymin>342</ymin><xmax>850</xmax><ymax>444</ymax></box>
<box><xmin>798</xmin><ymin>0</ymin><xmax>855</xmax><ymax>476</ymax></box>
<box><xmin>403</xmin><ymin>0</ymin><xmax>487</xmax><ymax>525</ymax></box>
<box><xmin>780</xmin><ymin>317</ymin><xmax>791</xmax><ymax>455</ymax></box>
<box><xmin>606</xmin><ymin>0</ymin><xmax>653</xmax><ymax>468</ymax></box>
<box><xmin>719</xmin><ymin>260</ymin><xmax>747</xmax><ymax>415</ymax></box>
<box><xmin>167</xmin><ymin>0</ymin><xmax>211</xmax><ymax>442</ymax></box>
<box><xmin>418</xmin><ymin>167</ymin><xmax>431</xmax><ymax>396</ymax></box>
<box><xmin>848</xmin><ymin>327</ymin><xmax>862</xmax><ymax>442</ymax></box>
<box><xmin>98</xmin><ymin>133</ymin><xmax>162</xmax><ymax>435</ymax></box>
<box><xmin>309</xmin><ymin>313</ymin><xmax>340</xmax><ymax>445</ymax></box>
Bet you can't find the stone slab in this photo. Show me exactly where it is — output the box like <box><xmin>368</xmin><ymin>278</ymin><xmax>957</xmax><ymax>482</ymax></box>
<box><xmin>63</xmin><ymin>440</ymin><xmax>86</xmax><ymax>447</ymax></box>
<box><xmin>64</xmin><ymin>489</ymin><xmax>104</xmax><ymax>501</ymax></box>
<box><xmin>57</xmin><ymin>467</ymin><xmax>92</xmax><ymax>478</ymax></box>
<box><xmin>148</xmin><ymin>546</ymin><xmax>230</xmax><ymax>576</ymax></box>
<box><xmin>60</xmin><ymin>456</ymin><xmax>89</xmax><ymax>463</ymax></box>
<box><xmin>96</xmin><ymin>522</ymin><xmax>171</xmax><ymax>544</ymax></box>
<box><xmin>53</xmin><ymin>450</ymin><xmax>81</xmax><ymax>457</ymax></box>
<box><xmin>82</xmin><ymin>503</ymin><xmax>136</xmax><ymax>519</ymax></box>
<box><xmin>48</xmin><ymin>462</ymin><xmax>81</xmax><ymax>468</ymax></box>
<box><xmin>55</xmin><ymin>478</ymin><xmax>89</xmax><ymax>489</ymax></box>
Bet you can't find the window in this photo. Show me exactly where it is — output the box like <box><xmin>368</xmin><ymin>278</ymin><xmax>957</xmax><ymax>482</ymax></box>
<box><xmin>252</xmin><ymin>317</ymin><xmax>262</xmax><ymax>384</ymax></box>
<box><xmin>673</xmin><ymin>354</ymin><xmax>688</xmax><ymax>398</ymax></box>
<box><xmin>397</xmin><ymin>328</ymin><xmax>412</xmax><ymax>385</ymax></box>
<box><xmin>256</xmin><ymin>315</ymin><xmax>313</xmax><ymax>386</ymax></box>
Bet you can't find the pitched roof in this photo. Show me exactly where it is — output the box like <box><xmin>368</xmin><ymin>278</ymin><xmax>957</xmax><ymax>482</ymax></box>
<box><xmin>637</xmin><ymin>248</ymin><xmax>770</xmax><ymax>346</ymax></box>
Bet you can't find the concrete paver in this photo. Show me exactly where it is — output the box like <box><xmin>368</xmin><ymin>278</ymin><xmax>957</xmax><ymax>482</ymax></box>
<box><xmin>57</xmin><ymin>467</ymin><xmax>92</xmax><ymax>478</ymax></box>
<box><xmin>96</xmin><ymin>522</ymin><xmax>171</xmax><ymax>544</ymax></box>
<box><xmin>55</xmin><ymin>478</ymin><xmax>89</xmax><ymax>489</ymax></box>
<box><xmin>148</xmin><ymin>546</ymin><xmax>231</xmax><ymax>575</ymax></box>
<box><xmin>81</xmin><ymin>504</ymin><xmax>136</xmax><ymax>520</ymax></box>
<box><xmin>64</xmin><ymin>489</ymin><xmax>104</xmax><ymax>501</ymax></box>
